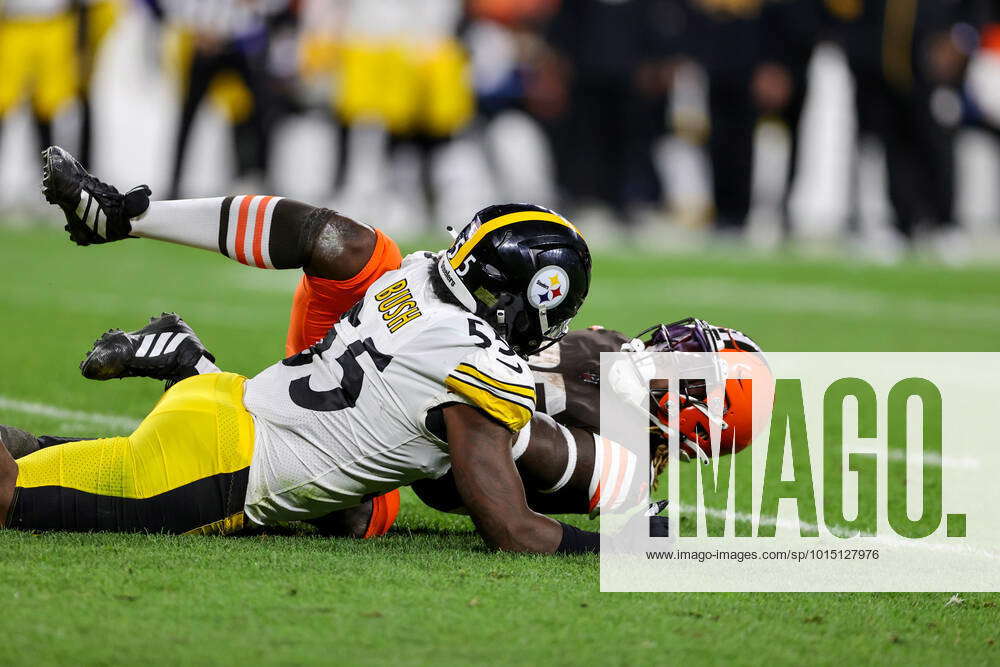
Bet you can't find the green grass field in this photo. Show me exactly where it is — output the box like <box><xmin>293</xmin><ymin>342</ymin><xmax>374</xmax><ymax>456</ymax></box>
<box><xmin>2</xmin><ymin>225</ymin><xmax>999</xmax><ymax>665</ymax></box>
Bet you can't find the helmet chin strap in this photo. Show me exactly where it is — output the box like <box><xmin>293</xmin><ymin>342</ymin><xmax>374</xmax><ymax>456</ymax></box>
<box><xmin>496</xmin><ymin>308</ymin><xmax>507</xmax><ymax>339</ymax></box>
<box><xmin>436</xmin><ymin>255</ymin><xmax>477</xmax><ymax>311</ymax></box>
<box><xmin>538</xmin><ymin>305</ymin><xmax>548</xmax><ymax>333</ymax></box>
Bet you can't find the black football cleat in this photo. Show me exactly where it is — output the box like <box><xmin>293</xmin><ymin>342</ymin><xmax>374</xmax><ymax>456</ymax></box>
<box><xmin>80</xmin><ymin>313</ymin><xmax>216</xmax><ymax>387</ymax></box>
<box><xmin>41</xmin><ymin>145</ymin><xmax>151</xmax><ymax>246</ymax></box>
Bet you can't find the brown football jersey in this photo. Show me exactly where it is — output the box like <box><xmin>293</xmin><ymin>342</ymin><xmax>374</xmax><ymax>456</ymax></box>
<box><xmin>527</xmin><ymin>327</ymin><xmax>629</xmax><ymax>433</ymax></box>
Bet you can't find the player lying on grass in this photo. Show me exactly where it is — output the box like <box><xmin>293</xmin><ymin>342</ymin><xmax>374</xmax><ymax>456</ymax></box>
<box><xmin>1</xmin><ymin>316</ymin><xmax>764</xmax><ymax>539</ymax></box>
<box><xmin>6</xmin><ymin>148</ymin><xmax>766</xmax><ymax>543</ymax></box>
<box><xmin>2</xmin><ymin>150</ymin><xmax>608</xmax><ymax>554</ymax></box>
<box><xmin>3</xmin><ymin>316</ymin><xmax>766</xmax><ymax>540</ymax></box>
<box><xmin>130</xmin><ymin>318</ymin><xmax>764</xmax><ymax>515</ymax></box>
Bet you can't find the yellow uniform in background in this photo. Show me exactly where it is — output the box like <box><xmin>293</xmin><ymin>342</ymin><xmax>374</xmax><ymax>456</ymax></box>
<box><xmin>0</xmin><ymin>0</ymin><xmax>79</xmax><ymax>120</ymax></box>
<box><xmin>337</xmin><ymin>38</ymin><xmax>474</xmax><ymax>138</ymax></box>
<box><xmin>9</xmin><ymin>373</ymin><xmax>256</xmax><ymax>535</ymax></box>
<box><xmin>300</xmin><ymin>0</ymin><xmax>474</xmax><ymax>138</ymax></box>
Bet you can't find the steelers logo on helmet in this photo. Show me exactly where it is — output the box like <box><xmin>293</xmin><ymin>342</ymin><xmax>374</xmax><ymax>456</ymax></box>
<box><xmin>527</xmin><ymin>266</ymin><xmax>570</xmax><ymax>310</ymax></box>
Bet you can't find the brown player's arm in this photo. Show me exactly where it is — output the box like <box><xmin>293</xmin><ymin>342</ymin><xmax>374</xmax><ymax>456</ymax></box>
<box><xmin>443</xmin><ymin>405</ymin><xmax>598</xmax><ymax>554</ymax></box>
<box><xmin>518</xmin><ymin>417</ymin><xmax>595</xmax><ymax>515</ymax></box>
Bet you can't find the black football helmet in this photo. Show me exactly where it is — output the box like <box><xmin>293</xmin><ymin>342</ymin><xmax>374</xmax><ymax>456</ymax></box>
<box><xmin>437</xmin><ymin>203</ymin><xmax>591</xmax><ymax>357</ymax></box>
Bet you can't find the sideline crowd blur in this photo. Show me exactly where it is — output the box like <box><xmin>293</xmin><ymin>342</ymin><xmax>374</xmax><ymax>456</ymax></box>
<box><xmin>1</xmin><ymin>0</ymin><xmax>999</xmax><ymax>256</ymax></box>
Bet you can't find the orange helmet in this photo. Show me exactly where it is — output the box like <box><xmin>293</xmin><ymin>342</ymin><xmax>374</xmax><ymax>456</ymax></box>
<box><xmin>630</xmin><ymin>318</ymin><xmax>773</xmax><ymax>464</ymax></box>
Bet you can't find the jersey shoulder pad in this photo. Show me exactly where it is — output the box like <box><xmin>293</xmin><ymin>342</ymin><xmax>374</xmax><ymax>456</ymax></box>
<box><xmin>400</xmin><ymin>251</ymin><xmax>435</xmax><ymax>268</ymax></box>
<box><xmin>444</xmin><ymin>343</ymin><xmax>536</xmax><ymax>433</ymax></box>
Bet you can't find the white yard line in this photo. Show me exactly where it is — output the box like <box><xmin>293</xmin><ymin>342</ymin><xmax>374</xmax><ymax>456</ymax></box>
<box><xmin>885</xmin><ymin>449</ymin><xmax>981</xmax><ymax>470</ymax></box>
<box><xmin>0</xmin><ymin>395</ymin><xmax>140</xmax><ymax>432</ymax></box>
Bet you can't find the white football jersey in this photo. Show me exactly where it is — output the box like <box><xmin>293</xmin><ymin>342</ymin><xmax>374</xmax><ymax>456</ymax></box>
<box><xmin>242</xmin><ymin>253</ymin><xmax>536</xmax><ymax>525</ymax></box>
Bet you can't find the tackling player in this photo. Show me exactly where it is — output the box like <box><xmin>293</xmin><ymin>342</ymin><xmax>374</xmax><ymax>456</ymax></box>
<box><xmin>4</xmin><ymin>315</ymin><xmax>767</xmax><ymax>539</ymax></box>
<box><xmin>2</xmin><ymin>149</ymin><xmax>602</xmax><ymax>554</ymax></box>
<box><xmin>10</xmin><ymin>147</ymin><xmax>768</xmax><ymax>544</ymax></box>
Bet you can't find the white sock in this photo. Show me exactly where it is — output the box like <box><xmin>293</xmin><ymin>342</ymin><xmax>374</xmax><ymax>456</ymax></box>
<box><xmin>130</xmin><ymin>198</ymin><xmax>226</xmax><ymax>252</ymax></box>
<box><xmin>130</xmin><ymin>196</ymin><xmax>286</xmax><ymax>269</ymax></box>
<box><xmin>195</xmin><ymin>355</ymin><xmax>222</xmax><ymax>375</ymax></box>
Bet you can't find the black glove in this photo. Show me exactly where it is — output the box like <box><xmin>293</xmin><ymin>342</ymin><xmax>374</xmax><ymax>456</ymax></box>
<box><xmin>648</xmin><ymin>499</ymin><xmax>670</xmax><ymax>537</ymax></box>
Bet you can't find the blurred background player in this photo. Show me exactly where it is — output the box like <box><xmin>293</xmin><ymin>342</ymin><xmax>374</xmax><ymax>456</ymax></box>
<box><xmin>539</xmin><ymin>0</ymin><xmax>683</xmax><ymax>226</ymax></box>
<box><xmin>0</xmin><ymin>0</ymin><xmax>998</xmax><ymax>262</ymax></box>
<box><xmin>299</xmin><ymin>0</ymin><xmax>473</xmax><ymax>231</ymax></box>
<box><xmin>829</xmin><ymin>0</ymin><xmax>969</xmax><ymax>243</ymax></box>
<box><xmin>684</xmin><ymin>0</ymin><xmax>764</xmax><ymax>234</ymax></box>
<box><xmin>686</xmin><ymin>0</ymin><xmax>825</xmax><ymax>236</ymax></box>
<box><xmin>78</xmin><ymin>0</ymin><xmax>123</xmax><ymax>166</ymax></box>
<box><xmin>145</xmin><ymin>0</ymin><xmax>292</xmax><ymax>198</ymax></box>
<box><xmin>0</xmin><ymin>0</ymin><xmax>80</xmax><ymax>164</ymax></box>
<box><xmin>754</xmin><ymin>0</ymin><xmax>826</xmax><ymax>236</ymax></box>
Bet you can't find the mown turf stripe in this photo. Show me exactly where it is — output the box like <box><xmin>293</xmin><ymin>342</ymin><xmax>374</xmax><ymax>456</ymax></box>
<box><xmin>596</xmin><ymin>277</ymin><xmax>1000</xmax><ymax>327</ymax></box>
<box><xmin>0</xmin><ymin>395</ymin><xmax>139</xmax><ymax>431</ymax></box>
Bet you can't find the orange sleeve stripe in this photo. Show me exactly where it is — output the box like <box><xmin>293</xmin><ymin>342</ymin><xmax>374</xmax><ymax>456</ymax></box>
<box><xmin>234</xmin><ymin>195</ymin><xmax>253</xmax><ymax>265</ymax></box>
<box><xmin>588</xmin><ymin>484</ymin><xmax>600</xmax><ymax>514</ymax></box>
<box><xmin>585</xmin><ymin>440</ymin><xmax>610</xmax><ymax>514</ymax></box>
<box><xmin>605</xmin><ymin>439</ymin><xmax>629</xmax><ymax>510</ymax></box>
<box><xmin>251</xmin><ymin>195</ymin><xmax>273</xmax><ymax>268</ymax></box>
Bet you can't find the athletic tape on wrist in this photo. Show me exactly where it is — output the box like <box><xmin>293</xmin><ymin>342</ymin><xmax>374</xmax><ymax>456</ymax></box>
<box><xmin>538</xmin><ymin>422</ymin><xmax>577</xmax><ymax>494</ymax></box>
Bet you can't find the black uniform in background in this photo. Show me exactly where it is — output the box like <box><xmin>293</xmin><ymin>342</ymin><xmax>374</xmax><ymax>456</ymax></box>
<box><xmin>759</xmin><ymin>0</ymin><xmax>826</xmax><ymax>233</ymax></box>
<box><xmin>172</xmin><ymin>42</ymin><xmax>274</xmax><ymax>199</ymax></box>
<box><xmin>685</xmin><ymin>0</ymin><xmax>764</xmax><ymax>230</ymax></box>
<box><xmin>831</xmin><ymin>0</ymin><xmax>965</xmax><ymax>236</ymax></box>
<box><xmin>545</xmin><ymin>0</ymin><xmax>686</xmax><ymax>218</ymax></box>
<box><xmin>146</xmin><ymin>0</ymin><xmax>288</xmax><ymax>199</ymax></box>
